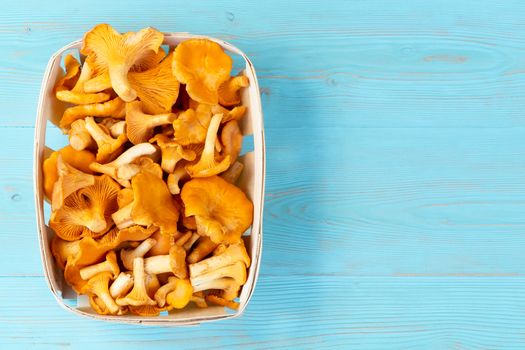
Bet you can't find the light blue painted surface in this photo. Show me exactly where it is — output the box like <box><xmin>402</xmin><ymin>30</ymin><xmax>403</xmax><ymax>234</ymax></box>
<box><xmin>2</xmin><ymin>0</ymin><xmax>525</xmax><ymax>348</ymax></box>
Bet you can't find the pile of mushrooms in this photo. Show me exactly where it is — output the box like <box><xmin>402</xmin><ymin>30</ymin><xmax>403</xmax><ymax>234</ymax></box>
<box><xmin>44</xmin><ymin>24</ymin><xmax>253</xmax><ymax>316</ymax></box>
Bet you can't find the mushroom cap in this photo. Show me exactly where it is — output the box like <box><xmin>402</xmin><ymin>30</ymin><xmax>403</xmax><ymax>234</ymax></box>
<box><xmin>165</xmin><ymin>279</ymin><xmax>192</xmax><ymax>309</ymax></box>
<box><xmin>169</xmin><ymin>245</ymin><xmax>188</xmax><ymax>280</ymax></box>
<box><xmin>97</xmin><ymin>225</ymin><xmax>158</xmax><ymax>248</ymax></box>
<box><xmin>131</xmin><ymin>172</ymin><xmax>179</xmax><ymax>235</ymax></box>
<box><xmin>56</xmin><ymin>90</ymin><xmax>110</xmax><ymax>105</ymax></box>
<box><xmin>150</xmin><ymin>134</ymin><xmax>196</xmax><ymax>173</ymax></box>
<box><xmin>81</xmin><ymin>24</ymin><xmax>164</xmax><ymax>101</ymax></box>
<box><xmin>49</xmin><ymin>175</ymin><xmax>120</xmax><ymax>241</ymax></box>
<box><xmin>220</xmin><ymin>120</ymin><xmax>243</xmax><ymax>164</ymax></box>
<box><xmin>172</xmin><ymin>39</ymin><xmax>232</xmax><ymax>105</ymax></box>
<box><xmin>54</xmin><ymin>54</ymin><xmax>81</xmax><ymax>93</ymax></box>
<box><xmin>218</xmin><ymin>75</ymin><xmax>249</xmax><ymax>107</ymax></box>
<box><xmin>171</xmin><ymin>108</ymin><xmax>208</xmax><ymax>146</ymax></box>
<box><xmin>51</xmin><ymin>155</ymin><xmax>96</xmax><ymax>211</ymax></box>
<box><xmin>128</xmin><ymin>52</ymin><xmax>180</xmax><ymax>114</ymax></box>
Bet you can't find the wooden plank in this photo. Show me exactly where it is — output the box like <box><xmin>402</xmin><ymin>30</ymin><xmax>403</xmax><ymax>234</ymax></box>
<box><xmin>2</xmin><ymin>276</ymin><xmax>525</xmax><ymax>349</ymax></box>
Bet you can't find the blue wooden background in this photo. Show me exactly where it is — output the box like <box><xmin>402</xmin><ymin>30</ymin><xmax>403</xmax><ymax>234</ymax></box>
<box><xmin>2</xmin><ymin>0</ymin><xmax>525</xmax><ymax>348</ymax></box>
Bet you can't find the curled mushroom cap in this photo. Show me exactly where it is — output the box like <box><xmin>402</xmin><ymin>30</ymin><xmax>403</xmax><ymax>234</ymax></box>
<box><xmin>49</xmin><ymin>175</ymin><xmax>120</xmax><ymax>241</ymax></box>
<box><xmin>81</xmin><ymin>24</ymin><xmax>164</xmax><ymax>101</ymax></box>
<box><xmin>220</xmin><ymin>120</ymin><xmax>243</xmax><ymax>164</ymax></box>
<box><xmin>186</xmin><ymin>114</ymin><xmax>230</xmax><ymax>178</ymax></box>
<box><xmin>131</xmin><ymin>171</ymin><xmax>179</xmax><ymax>235</ymax></box>
<box><xmin>126</xmin><ymin>101</ymin><xmax>176</xmax><ymax>144</ymax></box>
<box><xmin>218</xmin><ymin>75</ymin><xmax>249</xmax><ymax>107</ymax></box>
<box><xmin>172</xmin><ymin>39</ymin><xmax>232</xmax><ymax>105</ymax></box>
<box><xmin>56</xmin><ymin>90</ymin><xmax>110</xmax><ymax>105</ymax></box>
<box><xmin>149</xmin><ymin>134</ymin><xmax>196</xmax><ymax>173</ymax></box>
<box><xmin>128</xmin><ymin>53</ymin><xmax>180</xmax><ymax>114</ymax></box>
<box><xmin>181</xmin><ymin>176</ymin><xmax>253</xmax><ymax>244</ymax></box>
<box><xmin>60</xmin><ymin>96</ymin><xmax>125</xmax><ymax>130</ymax></box>
<box><xmin>165</xmin><ymin>278</ymin><xmax>192</xmax><ymax>309</ymax></box>
<box><xmin>172</xmin><ymin>108</ymin><xmax>208</xmax><ymax>146</ymax></box>
<box><xmin>54</xmin><ymin>54</ymin><xmax>81</xmax><ymax>92</ymax></box>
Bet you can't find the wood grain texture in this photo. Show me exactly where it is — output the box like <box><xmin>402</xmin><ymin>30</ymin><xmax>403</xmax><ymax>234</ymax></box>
<box><xmin>3</xmin><ymin>0</ymin><xmax>525</xmax><ymax>348</ymax></box>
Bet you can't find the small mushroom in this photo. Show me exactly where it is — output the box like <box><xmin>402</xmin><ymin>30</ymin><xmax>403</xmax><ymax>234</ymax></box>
<box><xmin>205</xmin><ymin>294</ymin><xmax>239</xmax><ymax>310</ymax></box>
<box><xmin>149</xmin><ymin>134</ymin><xmax>196</xmax><ymax>173</ymax></box>
<box><xmin>56</xmin><ymin>90</ymin><xmax>110</xmax><ymax>105</ymax></box>
<box><xmin>190</xmin><ymin>260</ymin><xmax>247</xmax><ymax>286</ymax></box>
<box><xmin>81</xmin><ymin>271</ymin><xmax>119</xmax><ymax>314</ymax></box>
<box><xmin>220</xmin><ymin>120</ymin><xmax>242</xmax><ymax>164</ymax></box>
<box><xmin>54</xmin><ymin>54</ymin><xmax>80</xmax><ymax>92</ymax></box>
<box><xmin>166</xmin><ymin>163</ymin><xmax>190</xmax><ymax>195</ymax></box>
<box><xmin>189</xmin><ymin>241</ymin><xmax>250</xmax><ymax>277</ymax></box>
<box><xmin>191</xmin><ymin>277</ymin><xmax>240</xmax><ymax>301</ymax></box>
<box><xmin>85</xmin><ymin>116</ymin><xmax>128</xmax><ymax>163</ymax></box>
<box><xmin>144</xmin><ymin>245</ymin><xmax>187</xmax><ymax>279</ymax></box>
<box><xmin>69</xmin><ymin>120</ymin><xmax>95</xmax><ymax>151</ymax></box>
<box><xmin>109</xmin><ymin>272</ymin><xmax>134</xmax><ymax>298</ymax></box>
<box><xmin>116</xmin><ymin>258</ymin><xmax>156</xmax><ymax>306</ymax></box>
<box><xmin>79</xmin><ymin>250</ymin><xmax>120</xmax><ymax>280</ymax></box>
<box><xmin>218</xmin><ymin>75</ymin><xmax>249</xmax><ymax>107</ymax></box>
<box><xmin>164</xmin><ymin>279</ymin><xmax>192</xmax><ymax>309</ymax></box>
<box><xmin>185</xmin><ymin>114</ymin><xmax>230</xmax><ymax>178</ymax></box>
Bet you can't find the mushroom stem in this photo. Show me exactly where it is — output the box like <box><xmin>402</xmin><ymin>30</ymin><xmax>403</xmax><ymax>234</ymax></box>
<box><xmin>111</xmin><ymin>202</ymin><xmax>134</xmax><ymax>230</ymax></box>
<box><xmin>69</xmin><ymin>120</ymin><xmax>95</xmax><ymax>151</ymax></box>
<box><xmin>121</xmin><ymin>238</ymin><xmax>157</xmax><ymax>270</ymax></box>
<box><xmin>143</xmin><ymin>255</ymin><xmax>171</xmax><ymax>274</ymax></box>
<box><xmin>109</xmin><ymin>272</ymin><xmax>134</xmax><ymax>298</ymax></box>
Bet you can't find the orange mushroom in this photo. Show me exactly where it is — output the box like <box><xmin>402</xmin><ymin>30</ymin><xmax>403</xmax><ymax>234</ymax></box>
<box><xmin>185</xmin><ymin>114</ymin><xmax>230</xmax><ymax>178</ymax></box>
<box><xmin>181</xmin><ymin>176</ymin><xmax>253</xmax><ymax>244</ymax></box>
<box><xmin>149</xmin><ymin>134</ymin><xmax>196</xmax><ymax>173</ymax></box>
<box><xmin>81</xmin><ymin>24</ymin><xmax>164</xmax><ymax>101</ymax></box>
<box><xmin>172</xmin><ymin>39</ymin><xmax>232</xmax><ymax>105</ymax></box>
<box><xmin>218</xmin><ymin>75</ymin><xmax>249</xmax><ymax>106</ymax></box>
<box><xmin>220</xmin><ymin>120</ymin><xmax>243</xmax><ymax>164</ymax></box>
<box><xmin>84</xmin><ymin>116</ymin><xmax>128</xmax><ymax>163</ymax></box>
<box><xmin>49</xmin><ymin>175</ymin><xmax>120</xmax><ymax>241</ymax></box>
<box><xmin>126</xmin><ymin>101</ymin><xmax>176</xmax><ymax>144</ymax></box>
<box><xmin>131</xmin><ymin>171</ymin><xmax>179</xmax><ymax>235</ymax></box>
<box><xmin>51</xmin><ymin>155</ymin><xmax>95</xmax><ymax>211</ymax></box>
<box><xmin>54</xmin><ymin>54</ymin><xmax>81</xmax><ymax>92</ymax></box>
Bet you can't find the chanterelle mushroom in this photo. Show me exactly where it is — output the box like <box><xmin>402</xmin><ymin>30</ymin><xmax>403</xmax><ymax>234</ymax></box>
<box><xmin>79</xmin><ymin>250</ymin><xmax>120</xmax><ymax>280</ymax></box>
<box><xmin>126</xmin><ymin>101</ymin><xmax>176</xmax><ymax>144</ymax></box>
<box><xmin>131</xmin><ymin>171</ymin><xmax>179</xmax><ymax>235</ymax></box>
<box><xmin>59</xmin><ymin>96</ymin><xmax>125</xmax><ymax>130</ymax></box>
<box><xmin>49</xmin><ymin>175</ymin><xmax>120</xmax><ymax>241</ymax></box>
<box><xmin>185</xmin><ymin>114</ymin><xmax>230</xmax><ymax>178</ymax></box>
<box><xmin>81</xmin><ymin>24</ymin><xmax>164</xmax><ymax>101</ymax></box>
<box><xmin>172</xmin><ymin>39</ymin><xmax>232</xmax><ymax>105</ymax></box>
<box><xmin>218</xmin><ymin>75</ymin><xmax>249</xmax><ymax>107</ymax></box>
<box><xmin>116</xmin><ymin>258</ymin><xmax>156</xmax><ymax>306</ymax></box>
<box><xmin>120</xmin><ymin>238</ymin><xmax>157</xmax><ymax>270</ymax></box>
<box><xmin>181</xmin><ymin>176</ymin><xmax>253</xmax><ymax>244</ymax></box>
<box><xmin>144</xmin><ymin>245</ymin><xmax>187</xmax><ymax>279</ymax></box>
<box><xmin>51</xmin><ymin>155</ymin><xmax>96</xmax><ymax>211</ymax></box>
<box><xmin>149</xmin><ymin>134</ymin><xmax>196</xmax><ymax>173</ymax></box>
<box><xmin>84</xmin><ymin>116</ymin><xmax>128</xmax><ymax>163</ymax></box>
<box><xmin>81</xmin><ymin>271</ymin><xmax>120</xmax><ymax>314</ymax></box>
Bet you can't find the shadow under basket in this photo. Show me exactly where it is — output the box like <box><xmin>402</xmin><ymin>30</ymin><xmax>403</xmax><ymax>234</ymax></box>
<box><xmin>33</xmin><ymin>33</ymin><xmax>265</xmax><ymax>326</ymax></box>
